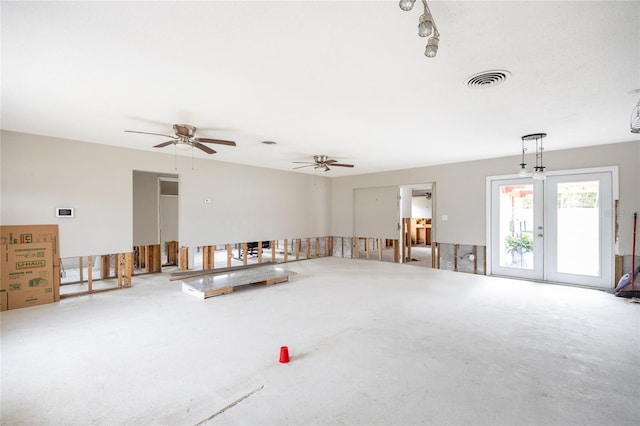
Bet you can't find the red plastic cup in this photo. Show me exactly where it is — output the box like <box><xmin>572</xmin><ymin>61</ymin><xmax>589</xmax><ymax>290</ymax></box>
<box><xmin>279</xmin><ymin>346</ymin><xmax>290</xmax><ymax>363</ymax></box>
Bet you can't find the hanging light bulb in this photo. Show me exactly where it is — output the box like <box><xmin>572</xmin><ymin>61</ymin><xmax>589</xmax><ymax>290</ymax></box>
<box><xmin>399</xmin><ymin>0</ymin><xmax>416</xmax><ymax>11</ymax></box>
<box><xmin>518</xmin><ymin>137</ymin><xmax>528</xmax><ymax>176</ymax></box>
<box><xmin>521</xmin><ymin>133</ymin><xmax>547</xmax><ymax>180</ymax></box>
<box><xmin>418</xmin><ymin>14</ymin><xmax>433</xmax><ymax>37</ymax></box>
<box><xmin>424</xmin><ymin>37</ymin><xmax>439</xmax><ymax>57</ymax></box>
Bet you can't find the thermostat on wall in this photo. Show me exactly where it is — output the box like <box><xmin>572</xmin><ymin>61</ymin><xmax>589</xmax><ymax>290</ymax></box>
<box><xmin>56</xmin><ymin>207</ymin><xmax>74</xmax><ymax>218</ymax></box>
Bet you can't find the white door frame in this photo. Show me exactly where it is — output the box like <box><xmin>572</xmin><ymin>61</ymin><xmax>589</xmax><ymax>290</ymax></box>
<box><xmin>486</xmin><ymin>166</ymin><xmax>618</xmax><ymax>286</ymax></box>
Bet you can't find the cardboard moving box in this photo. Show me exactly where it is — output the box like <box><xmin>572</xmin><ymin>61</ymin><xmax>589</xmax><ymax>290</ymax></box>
<box><xmin>1</xmin><ymin>242</ymin><xmax>56</xmax><ymax>310</ymax></box>
<box><xmin>0</xmin><ymin>225</ymin><xmax>61</xmax><ymax>303</ymax></box>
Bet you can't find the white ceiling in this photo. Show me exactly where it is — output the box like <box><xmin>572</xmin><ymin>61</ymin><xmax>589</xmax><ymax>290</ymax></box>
<box><xmin>2</xmin><ymin>1</ymin><xmax>639</xmax><ymax>177</ymax></box>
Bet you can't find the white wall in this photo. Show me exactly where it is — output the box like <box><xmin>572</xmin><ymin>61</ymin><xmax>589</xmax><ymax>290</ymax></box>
<box><xmin>353</xmin><ymin>186</ymin><xmax>398</xmax><ymax>239</ymax></box>
<box><xmin>1</xmin><ymin>131</ymin><xmax>331</xmax><ymax>257</ymax></box>
<box><xmin>331</xmin><ymin>141</ymin><xmax>640</xmax><ymax>255</ymax></box>
<box><xmin>3</xmin><ymin>131</ymin><xmax>638</xmax><ymax>257</ymax></box>
<box><xmin>133</xmin><ymin>170</ymin><xmax>179</xmax><ymax>246</ymax></box>
<box><xmin>412</xmin><ymin>196</ymin><xmax>432</xmax><ymax>219</ymax></box>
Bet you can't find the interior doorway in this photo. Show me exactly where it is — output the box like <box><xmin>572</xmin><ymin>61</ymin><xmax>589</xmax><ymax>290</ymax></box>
<box><xmin>158</xmin><ymin>177</ymin><xmax>179</xmax><ymax>267</ymax></box>
<box><xmin>132</xmin><ymin>171</ymin><xmax>179</xmax><ymax>272</ymax></box>
<box><xmin>400</xmin><ymin>183</ymin><xmax>435</xmax><ymax>268</ymax></box>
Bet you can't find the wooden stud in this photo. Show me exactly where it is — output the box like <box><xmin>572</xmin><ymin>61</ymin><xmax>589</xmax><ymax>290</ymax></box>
<box><xmin>295</xmin><ymin>239</ymin><xmax>301</xmax><ymax>260</ymax></box>
<box><xmin>316</xmin><ymin>237</ymin><xmax>320</xmax><ymax>257</ymax></box>
<box><xmin>117</xmin><ymin>253</ymin><xmax>123</xmax><ymax>287</ymax></box>
<box><xmin>473</xmin><ymin>245</ymin><xmax>478</xmax><ymax>274</ymax></box>
<box><xmin>242</xmin><ymin>242</ymin><xmax>248</xmax><ymax>265</ymax></box>
<box><xmin>483</xmin><ymin>246</ymin><xmax>487</xmax><ymax>275</ymax></box>
<box><xmin>87</xmin><ymin>255</ymin><xmax>93</xmax><ymax>292</ymax></box>
<box><xmin>615</xmin><ymin>255</ymin><xmax>624</xmax><ymax>285</ymax></box>
<box><xmin>283</xmin><ymin>239</ymin><xmax>288</xmax><ymax>262</ymax></box>
<box><xmin>180</xmin><ymin>247</ymin><xmax>189</xmax><ymax>271</ymax></box>
<box><xmin>78</xmin><ymin>256</ymin><xmax>84</xmax><ymax>283</ymax></box>
<box><xmin>365</xmin><ymin>238</ymin><xmax>370</xmax><ymax>259</ymax></box>
<box><xmin>101</xmin><ymin>255</ymin><xmax>111</xmax><ymax>279</ymax></box>
<box><xmin>124</xmin><ymin>252</ymin><xmax>133</xmax><ymax>286</ymax></box>
<box><xmin>378</xmin><ymin>238</ymin><xmax>383</xmax><ymax>261</ymax></box>
<box><xmin>258</xmin><ymin>241</ymin><xmax>263</xmax><ymax>263</ymax></box>
<box><xmin>271</xmin><ymin>241</ymin><xmax>276</xmax><ymax>262</ymax></box>
<box><xmin>454</xmin><ymin>244</ymin><xmax>459</xmax><ymax>272</ymax></box>
<box><xmin>392</xmin><ymin>239</ymin><xmax>398</xmax><ymax>263</ymax></box>
<box><xmin>306</xmin><ymin>238</ymin><xmax>311</xmax><ymax>258</ymax></box>
<box><xmin>166</xmin><ymin>241</ymin><xmax>178</xmax><ymax>265</ymax></box>
<box><xmin>226</xmin><ymin>244</ymin><xmax>232</xmax><ymax>267</ymax></box>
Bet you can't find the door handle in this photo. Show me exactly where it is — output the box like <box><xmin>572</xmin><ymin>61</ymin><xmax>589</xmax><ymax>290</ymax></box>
<box><xmin>537</xmin><ymin>234</ymin><xmax>543</xmax><ymax>237</ymax></box>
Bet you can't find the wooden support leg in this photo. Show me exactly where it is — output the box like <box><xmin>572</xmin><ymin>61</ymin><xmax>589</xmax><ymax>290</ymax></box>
<box><xmin>378</xmin><ymin>238</ymin><xmax>383</xmax><ymax>261</ymax></box>
<box><xmin>283</xmin><ymin>239</ymin><xmax>288</xmax><ymax>262</ymax></box>
<box><xmin>392</xmin><ymin>240</ymin><xmax>398</xmax><ymax>263</ymax></box>
<box><xmin>295</xmin><ymin>239</ymin><xmax>301</xmax><ymax>260</ymax></box>
<box><xmin>226</xmin><ymin>244</ymin><xmax>232</xmax><ymax>267</ymax></box>
<box><xmin>258</xmin><ymin>241</ymin><xmax>263</xmax><ymax>263</ymax></box>
<box><xmin>271</xmin><ymin>240</ymin><xmax>276</xmax><ymax>262</ymax></box>
<box><xmin>101</xmin><ymin>255</ymin><xmax>111</xmax><ymax>279</ymax></box>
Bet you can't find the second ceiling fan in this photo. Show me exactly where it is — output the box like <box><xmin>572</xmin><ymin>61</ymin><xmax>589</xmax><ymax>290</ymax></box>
<box><xmin>293</xmin><ymin>155</ymin><xmax>355</xmax><ymax>172</ymax></box>
<box><xmin>125</xmin><ymin>124</ymin><xmax>236</xmax><ymax>154</ymax></box>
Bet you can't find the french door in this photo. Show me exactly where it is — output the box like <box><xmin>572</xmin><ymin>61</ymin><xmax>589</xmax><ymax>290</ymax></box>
<box><xmin>491</xmin><ymin>171</ymin><xmax>614</xmax><ymax>289</ymax></box>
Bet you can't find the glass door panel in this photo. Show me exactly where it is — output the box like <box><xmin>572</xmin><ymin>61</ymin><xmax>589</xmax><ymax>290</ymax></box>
<box><xmin>545</xmin><ymin>173</ymin><xmax>612</xmax><ymax>288</ymax></box>
<box><xmin>491</xmin><ymin>178</ymin><xmax>543</xmax><ymax>280</ymax></box>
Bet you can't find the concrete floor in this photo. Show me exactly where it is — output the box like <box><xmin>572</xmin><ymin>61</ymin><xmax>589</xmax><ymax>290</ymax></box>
<box><xmin>1</xmin><ymin>257</ymin><xmax>639</xmax><ymax>425</ymax></box>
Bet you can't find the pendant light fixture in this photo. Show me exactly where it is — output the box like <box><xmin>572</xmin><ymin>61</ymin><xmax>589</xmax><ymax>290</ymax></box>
<box><xmin>520</xmin><ymin>133</ymin><xmax>547</xmax><ymax>180</ymax></box>
<box><xmin>399</xmin><ymin>0</ymin><xmax>441</xmax><ymax>58</ymax></box>
<box><xmin>518</xmin><ymin>137</ymin><xmax>528</xmax><ymax>176</ymax></box>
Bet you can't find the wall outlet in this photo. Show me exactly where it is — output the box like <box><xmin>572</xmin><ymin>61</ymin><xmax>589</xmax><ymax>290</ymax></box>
<box><xmin>442</xmin><ymin>214</ymin><xmax>448</xmax><ymax>221</ymax></box>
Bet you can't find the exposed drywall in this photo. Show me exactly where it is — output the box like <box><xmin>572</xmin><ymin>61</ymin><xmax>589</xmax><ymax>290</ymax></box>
<box><xmin>331</xmin><ymin>141</ymin><xmax>640</xmax><ymax>254</ymax></box>
<box><xmin>1</xmin><ymin>131</ymin><xmax>331</xmax><ymax>257</ymax></box>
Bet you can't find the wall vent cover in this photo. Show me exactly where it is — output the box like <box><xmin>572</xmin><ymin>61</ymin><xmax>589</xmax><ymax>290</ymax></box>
<box><xmin>467</xmin><ymin>70</ymin><xmax>511</xmax><ymax>89</ymax></box>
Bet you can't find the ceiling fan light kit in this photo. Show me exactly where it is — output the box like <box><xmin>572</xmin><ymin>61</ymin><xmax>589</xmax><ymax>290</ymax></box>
<box><xmin>399</xmin><ymin>0</ymin><xmax>441</xmax><ymax>58</ymax></box>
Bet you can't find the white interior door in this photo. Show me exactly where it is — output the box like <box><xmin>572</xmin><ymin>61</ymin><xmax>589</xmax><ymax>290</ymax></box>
<box><xmin>491</xmin><ymin>170</ymin><xmax>614</xmax><ymax>289</ymax></box>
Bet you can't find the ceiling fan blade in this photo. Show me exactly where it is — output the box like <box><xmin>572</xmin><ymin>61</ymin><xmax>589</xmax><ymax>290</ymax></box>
<box><xmin>330</xmin><ymin>163</ymin><xmax>355</xmax><ymax>168</ymax></box>
<box><xmin>292</xmin><ymin>161</ymin><xmax>315</xmax><ymax>165</ymax></box>
<box><xmin>154</xmin><ymin>141</ymin><xmax>175</xmax><ymax>148</ymax></box>
<box><xmin>195</xmin><ymin>142</ymin><xmax>216</xmax><ymax>154</ymax></box>
<box><xmin>292</xmin><ymin>164</ymin><xmax>315</xmax><ymax>169</ymax></box>
<box><xmin>196</xmin><ymin>138</ymin><xmax>236</xmax><ymax>146</ymax></box>
<box><xmin>125</xmin><ymin>130</ymin><xmax>176</xmax><ymax>139</ymax></box>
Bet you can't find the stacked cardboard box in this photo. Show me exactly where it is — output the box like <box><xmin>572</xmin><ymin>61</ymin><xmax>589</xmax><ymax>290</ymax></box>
<box><xmin>1</xmin><ymin>225</ymin><xmax>60</xmax><ymax>310</ymax></box>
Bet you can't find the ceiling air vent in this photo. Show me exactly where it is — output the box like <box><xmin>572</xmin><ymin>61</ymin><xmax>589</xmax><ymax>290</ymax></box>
<box><xmin>467</xmin><ymin>70</ymin><xmax>511</xmax><ymax>89</ymax></box>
